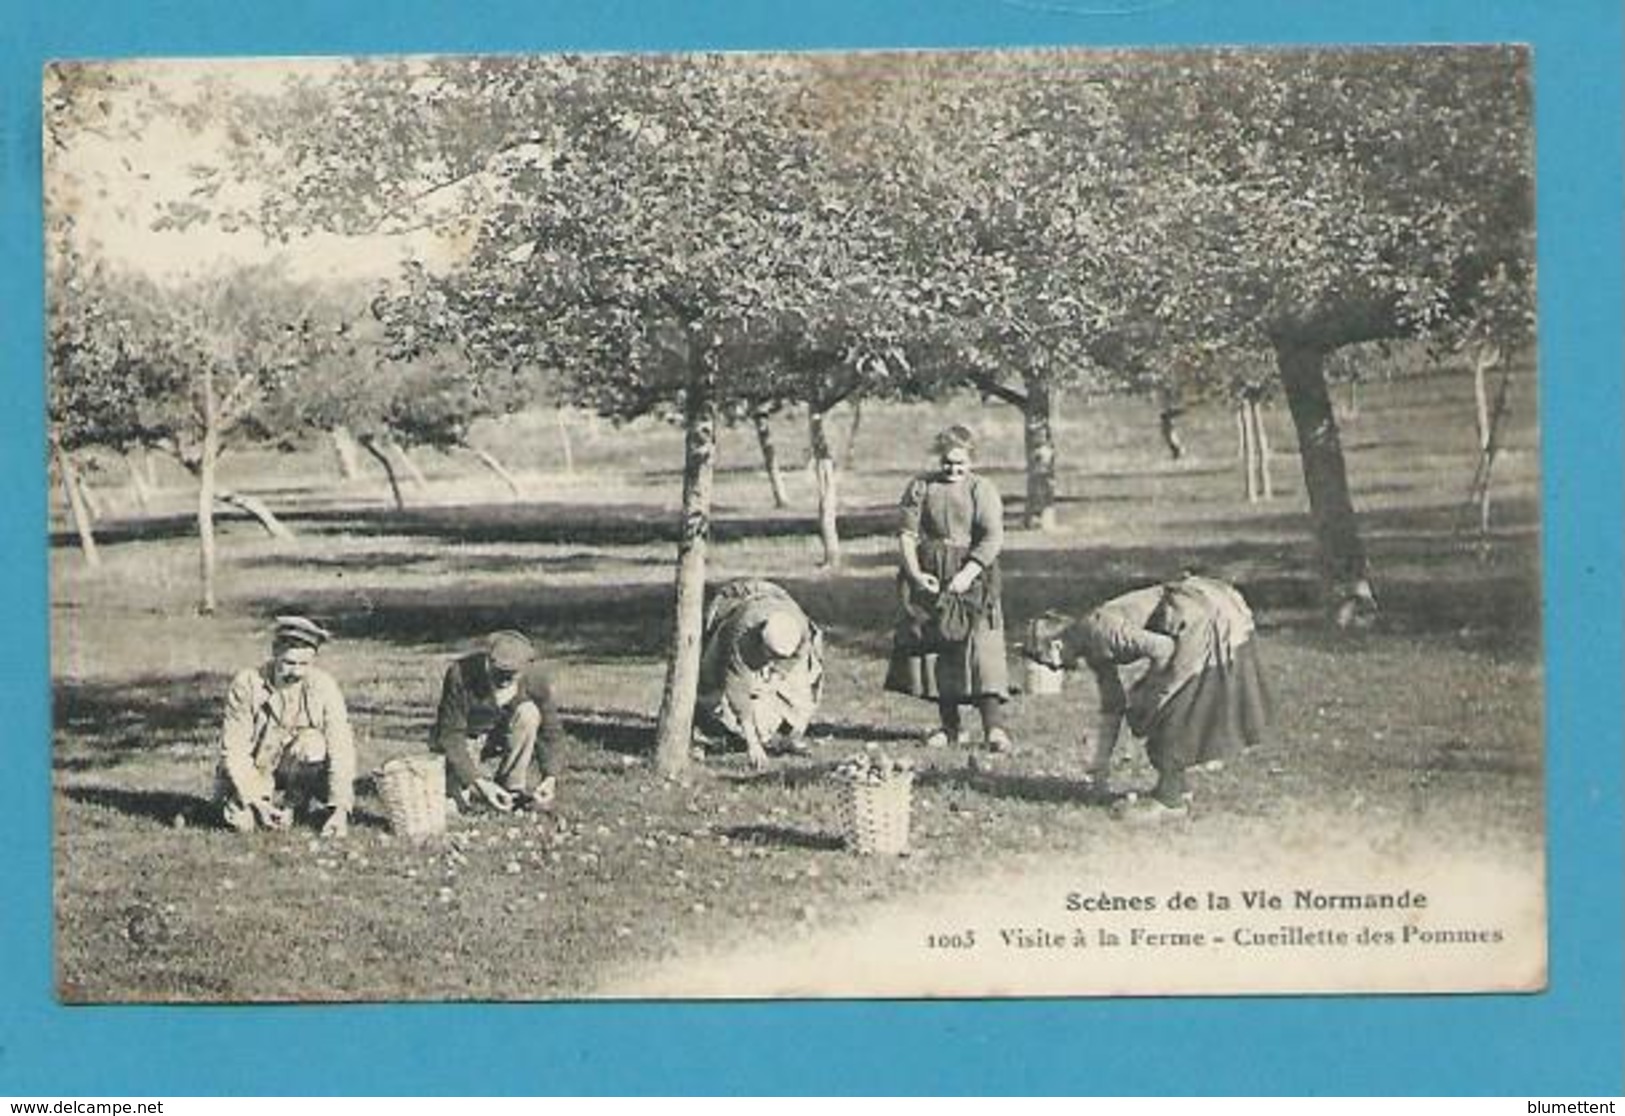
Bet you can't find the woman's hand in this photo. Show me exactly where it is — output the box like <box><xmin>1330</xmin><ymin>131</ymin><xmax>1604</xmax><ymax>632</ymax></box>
<box><xmin>912</xmin><ymin>572</ymin><xmax>942</xmax><ymax>595</ymax></box>
<box><xmin>947</xmin><ymin>564</ymin><xmax>982</xmax><ymax>595</ymax></box>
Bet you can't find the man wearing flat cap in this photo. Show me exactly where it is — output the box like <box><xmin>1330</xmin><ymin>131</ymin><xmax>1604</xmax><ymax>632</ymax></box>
<box><xmin>215</xmin><ymin>615</ymin><xmax>356</xmax><ymax>837</ymax></box>
<box><xmin>431</xmin><ymin>629</ymin><xmax>566</xmax><ymax>813</ymax></box>
<box><xmin>697</xmin><ymin>579</ymin><xmax>825</xmax><ymax>770</ymax></box>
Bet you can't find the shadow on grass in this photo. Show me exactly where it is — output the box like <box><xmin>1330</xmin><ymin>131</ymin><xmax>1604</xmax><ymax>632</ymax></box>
<box><xmin>57</xmin><ymin>500</ymin><xmax>906</xmax><ymax>552</ymax></box>
<box><xmin>66</xmin><ymin>485</ymin><xmax>1540</xmax><ymax>674</ymax></box>
<box><xmin>54</xmin><ymin>672</ymin><xmax>220</xmax><ymax>771</ymax></box>
<box><xmin>561</xmin><ymin>709</ymin><xmax>654</xmax><ymax>757</ymax></box>
<box><xmin>61</xmin><ymin>783</ymin><xmax>396</xmax><ymax>833</ymax></box>
<box><xmin>717</xmin><ymin>764</ymin><xmax>838</xmax><ymax>791</ymax></box>
<box><xmin>61</xmin><ymin>785</ymin><xmax>210</xmax><ymax>826</ymax></box>
<box><xmin>556</xmin><ymin>714</ymin><xmax>919</xmax><ymax>775</ymax></box>
<box><xmin>556</xmin><ymin>707</ymin><xmax>913</xmax><ymax>774</ymax></box>
<box><xmin>807</xmin><ymin>719</ymin><xmax>925</xmax><ymax>746</ymax></box>
<box><xmin>918</xmin><ymin>764</ymin><xmax>1103</xmax><ymax>807</ymax></box>
<box><xmin>717</xmin><ymin>823</ymin><xmax>844</xmax><ymax>851</ymax></box>
<box><xmin>245</xmin><ymin>581</ymin><xmax>675</xmax><ymax>663</ymax></box>
<box><xmin>239</xmin><ymin>519</ymin><xmax>1538</xmax><ymax>669</ymax></box>
<box><xmin>237</xmin><ymin>550</ymin><xmax>439</xmax><ymax>573</ymax></box>
<box><xmin>716</xmin><ymin>755</ymin><xmax>1107</xmax><ymax>807</ymax></box>
<box><xmin>237</xmin><ymin>549</ymin><xmax>677</xmax><ymax>577</ymax></box>
<box><xmin>997</xmin><ymin>540</ymin><xmax>1321</xmax><ymax>613</ymax></box>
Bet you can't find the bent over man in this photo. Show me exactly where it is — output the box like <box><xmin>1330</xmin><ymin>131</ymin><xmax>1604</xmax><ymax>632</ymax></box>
<box><xmin>431</xmin><ymin>629</ymin><xmax>566</xmax><ymax>813</ymax></box>
<box><xmin>215</xmin><ymin>615</ymin><xmax>356</xmax><ymax>837</ymax></box>
<box><xmin>697</xmin><ymin>579</ymin><xmax>825</xmax><ymax>770</ymax></box>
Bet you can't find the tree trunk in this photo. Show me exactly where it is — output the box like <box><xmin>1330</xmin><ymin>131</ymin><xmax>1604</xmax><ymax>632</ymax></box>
<box><xmin>73</xmin><ymin>469</ymin><xmax>104</xmax><ymax>524</ymax></box>
<box><xmin>1249</xmin><ymin>398</ymin><xmax>1274</xmax><ymax>501</ymax></box>
<box><xmin>841</xmin><ymin>398</ymin><xmax>863</xmax><ymax>472</ymax></box>
<box><xmin>197</xmin><ymin>368</ymin><xmax>221</xmax><ymax>616</ymax></box>
<box><xmin>1274</xmin><ymin>339</ymin><xmax>1373</xmax><ymax>621</ymax></box>
<box><xmin>1240</xmin><ymin>401</ymin><xmax>1259</xmax><ymax>502</ymax></box>
<box><xmin>555</xmin><ymin>409</ymin><xmax>576</xmax><ymax>476</ymax></box>
<box><xmin>466</xmin><ymin>444</ymin><xmax>524</xmax><ymax>500</ymax></box>
<box><xmin>652</xmin><ymin>346</ymin><xmax>717</xmax><ymax>779</ymax></box>
<box><xmin>752</xmin><ymin>409</ymin><xmax>790</xmax><ymax>509</ymax></box>
<box><xmin>125</xmin><ymin>451</ymin><xmax>153</xmax><ymax>513</ymax></box>
<box><xmin>1022</xmin><ymin>371</ymin><xmax>1058</xmax><ymax>531</ymax></box>
<box><xmin>1159</xmin><ymin>407</ymin><xmax>1186</xmax><ymax>461</ymax></box>
<box><xmin>1346</xmin><ymin>377</ymin><xmax>1361</xmax><ymax>420</ymax></box>
<box><xmin>216</xmin><ymin>489</ymin><xmax>295</xmax><ymax>539</ymax></box>
<box><xmin>330</xmin><ymin>425</ymin><xmax>362</xmax><ymax>480</ymax></box>
<box><xmin>1235</xmin><ymin>405</ymin><xmax>1248</xmax><ymax>461</ymax></box>
<box><xmin>1471</xmin><ymin>357</ymin><xmax>1515</xmax><ymax>545</ymax></box>
<box><xmin>138</xmin><ymin>445</ymin><xmax>160</xmax><ymax>489</ymax></box>
<box><xmin>1472</xmin><ymin>348</ymin><xmax>1496</xmax><ymax>453</ymax></box>
<box><xmin>53</xmin><ymin>439</ymin><xmax>101</xmax><ymax>568</ymax></box>
<box><xmin>390</xmin><ymin>441</ymin><xmax>429</xmax><ymax>492</ymax></box>
<box><xmin>359</xmin><ymin>434</ymin><xmax>406</xmax><ymax>510</ymax></box>
<box><xmin>808</xmin><ymin>407</ymin><xmax>842</xmax><ymax>568</ymax></box>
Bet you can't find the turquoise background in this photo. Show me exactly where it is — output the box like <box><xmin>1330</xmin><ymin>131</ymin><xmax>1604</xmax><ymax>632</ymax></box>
<box><xmin>2</xmin><ymin>0</ymin><xmax>1619</xmax><ymax>1096</ymax></box>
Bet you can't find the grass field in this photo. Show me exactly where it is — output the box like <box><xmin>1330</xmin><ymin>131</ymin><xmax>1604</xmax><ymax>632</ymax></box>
<box><xmin>50</xmin><ymin>371</ymin><xmax>1544</xmax><ymax>1001</ymax></box>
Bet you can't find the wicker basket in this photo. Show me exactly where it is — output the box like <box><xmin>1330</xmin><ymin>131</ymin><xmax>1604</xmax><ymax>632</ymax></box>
<box><xmin>837</xmin><ymin>772</ymin><xmax>914</xmax><ymax>856</ymax></box>
<box><xmin>378</xmin><ymin>754</ymin><xmax>447</xmax><ymax>839</ymax></box>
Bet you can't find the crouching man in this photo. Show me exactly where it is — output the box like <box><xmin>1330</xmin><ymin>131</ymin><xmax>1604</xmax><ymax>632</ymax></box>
<box><xmin>215</xmin><ymin>615</ymin><xmax>356</xmax><ymax>837</ymax></box>
<box><xmin>697</xmin><ymin>579</ymin><xmax>825</xmax><ymax>770</ymax></box>
<box><xmin>432</xmin><ymin>630</ymin><xmax>565</xmax><ymax>814</ymax></box>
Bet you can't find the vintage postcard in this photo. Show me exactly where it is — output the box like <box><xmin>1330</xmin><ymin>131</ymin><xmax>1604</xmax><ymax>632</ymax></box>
<box><xmin>46</xmin><ymin>45</ymin><xmax>1543</xmax><ymax>1002</ymax></box>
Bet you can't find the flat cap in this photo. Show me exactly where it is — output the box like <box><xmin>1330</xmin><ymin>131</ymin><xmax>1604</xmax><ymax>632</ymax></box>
<box><xmin>487</xmin><ymin>629</ymin><xmax>536</xmax><ymax>672</ymax></box>
<box><xmin>274</xmin><ymin>615</ymin><xmax>332</xmax><ymax>649</ymax></box>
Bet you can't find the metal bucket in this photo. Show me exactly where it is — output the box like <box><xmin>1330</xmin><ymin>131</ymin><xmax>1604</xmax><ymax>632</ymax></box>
<box><xmin>1024</xmin><ymin>656</ymin><xmax>1065</xmax><ymax>695</ymax></box>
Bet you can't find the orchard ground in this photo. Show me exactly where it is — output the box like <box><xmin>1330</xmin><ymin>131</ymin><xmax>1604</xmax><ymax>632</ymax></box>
<box><xmin>50</xmin><ymin>370</ymin><xmax>1543</xmax><ymax>1001</ymax></box>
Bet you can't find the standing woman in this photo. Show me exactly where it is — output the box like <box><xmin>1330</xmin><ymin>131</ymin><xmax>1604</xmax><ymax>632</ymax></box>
<box><xmin>885</xmin><ymin>424</ymin><xmax>1015</xmax><ymax>752</ymax></box>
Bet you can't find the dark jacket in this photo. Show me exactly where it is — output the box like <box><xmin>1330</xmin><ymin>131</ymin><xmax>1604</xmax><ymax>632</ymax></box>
<box><xmin>431</xmin><ymin>654</ymin><xmax>566</xmax><ymax>787</ymax></box>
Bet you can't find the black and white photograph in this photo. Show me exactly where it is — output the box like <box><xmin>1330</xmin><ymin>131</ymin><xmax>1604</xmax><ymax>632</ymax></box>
<box><xmin>46</xmin><ymin>46</ymin><xmax>1543</xmax><ymax>1002</ymax></box>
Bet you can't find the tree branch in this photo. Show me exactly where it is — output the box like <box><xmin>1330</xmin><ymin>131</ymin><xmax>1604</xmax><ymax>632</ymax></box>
<box><xmin>160</xmin><ymin>437</ymin><xmax>201</xmax><ymax>475</ymax></box>
<box><xmin>1269</xmin><ymin>294</ymin><xmax>1405</xmax><ymax>352</ymax></box>
<box><xmin>215</xmin><ymin>370</ymin><xmax>262</xmax><ymax>426</ymax></box>
<box><xmin>807</xmin><ymin>361</ymin><xmax>863</xmax><ymax>415</ymax></box>
<box><xmin>359</xmin><ymin>136</ymin><xmax>546</xmax><ymax>235</ymax></box>
<box><xmin>969</xmin><ymin>371</ymin><xmax>1029</xmax><ymax>408</ymax></box>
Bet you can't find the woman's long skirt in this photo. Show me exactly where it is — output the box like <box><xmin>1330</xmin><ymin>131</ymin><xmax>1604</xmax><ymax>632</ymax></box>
<box><xmin>1142</xmin><ymin>641</ymin><xmax>1271</xmax><ymax>774</ymax></box>
<box><xmin>883</xmin><ymin>540</ymin><xmax>1010</xmax><ymax>704</ymax></box>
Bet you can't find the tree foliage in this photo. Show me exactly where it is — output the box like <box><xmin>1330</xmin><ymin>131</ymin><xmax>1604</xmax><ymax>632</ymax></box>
<box><xmin>1119</xmin><ymin>48</ymin><xmax>1534</xmax><ymax>354</ymax></box>
<box><xmin>46</xmin><ymin>47</ymin><xmax>1537</xmax><ymax>645</ymax></box>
